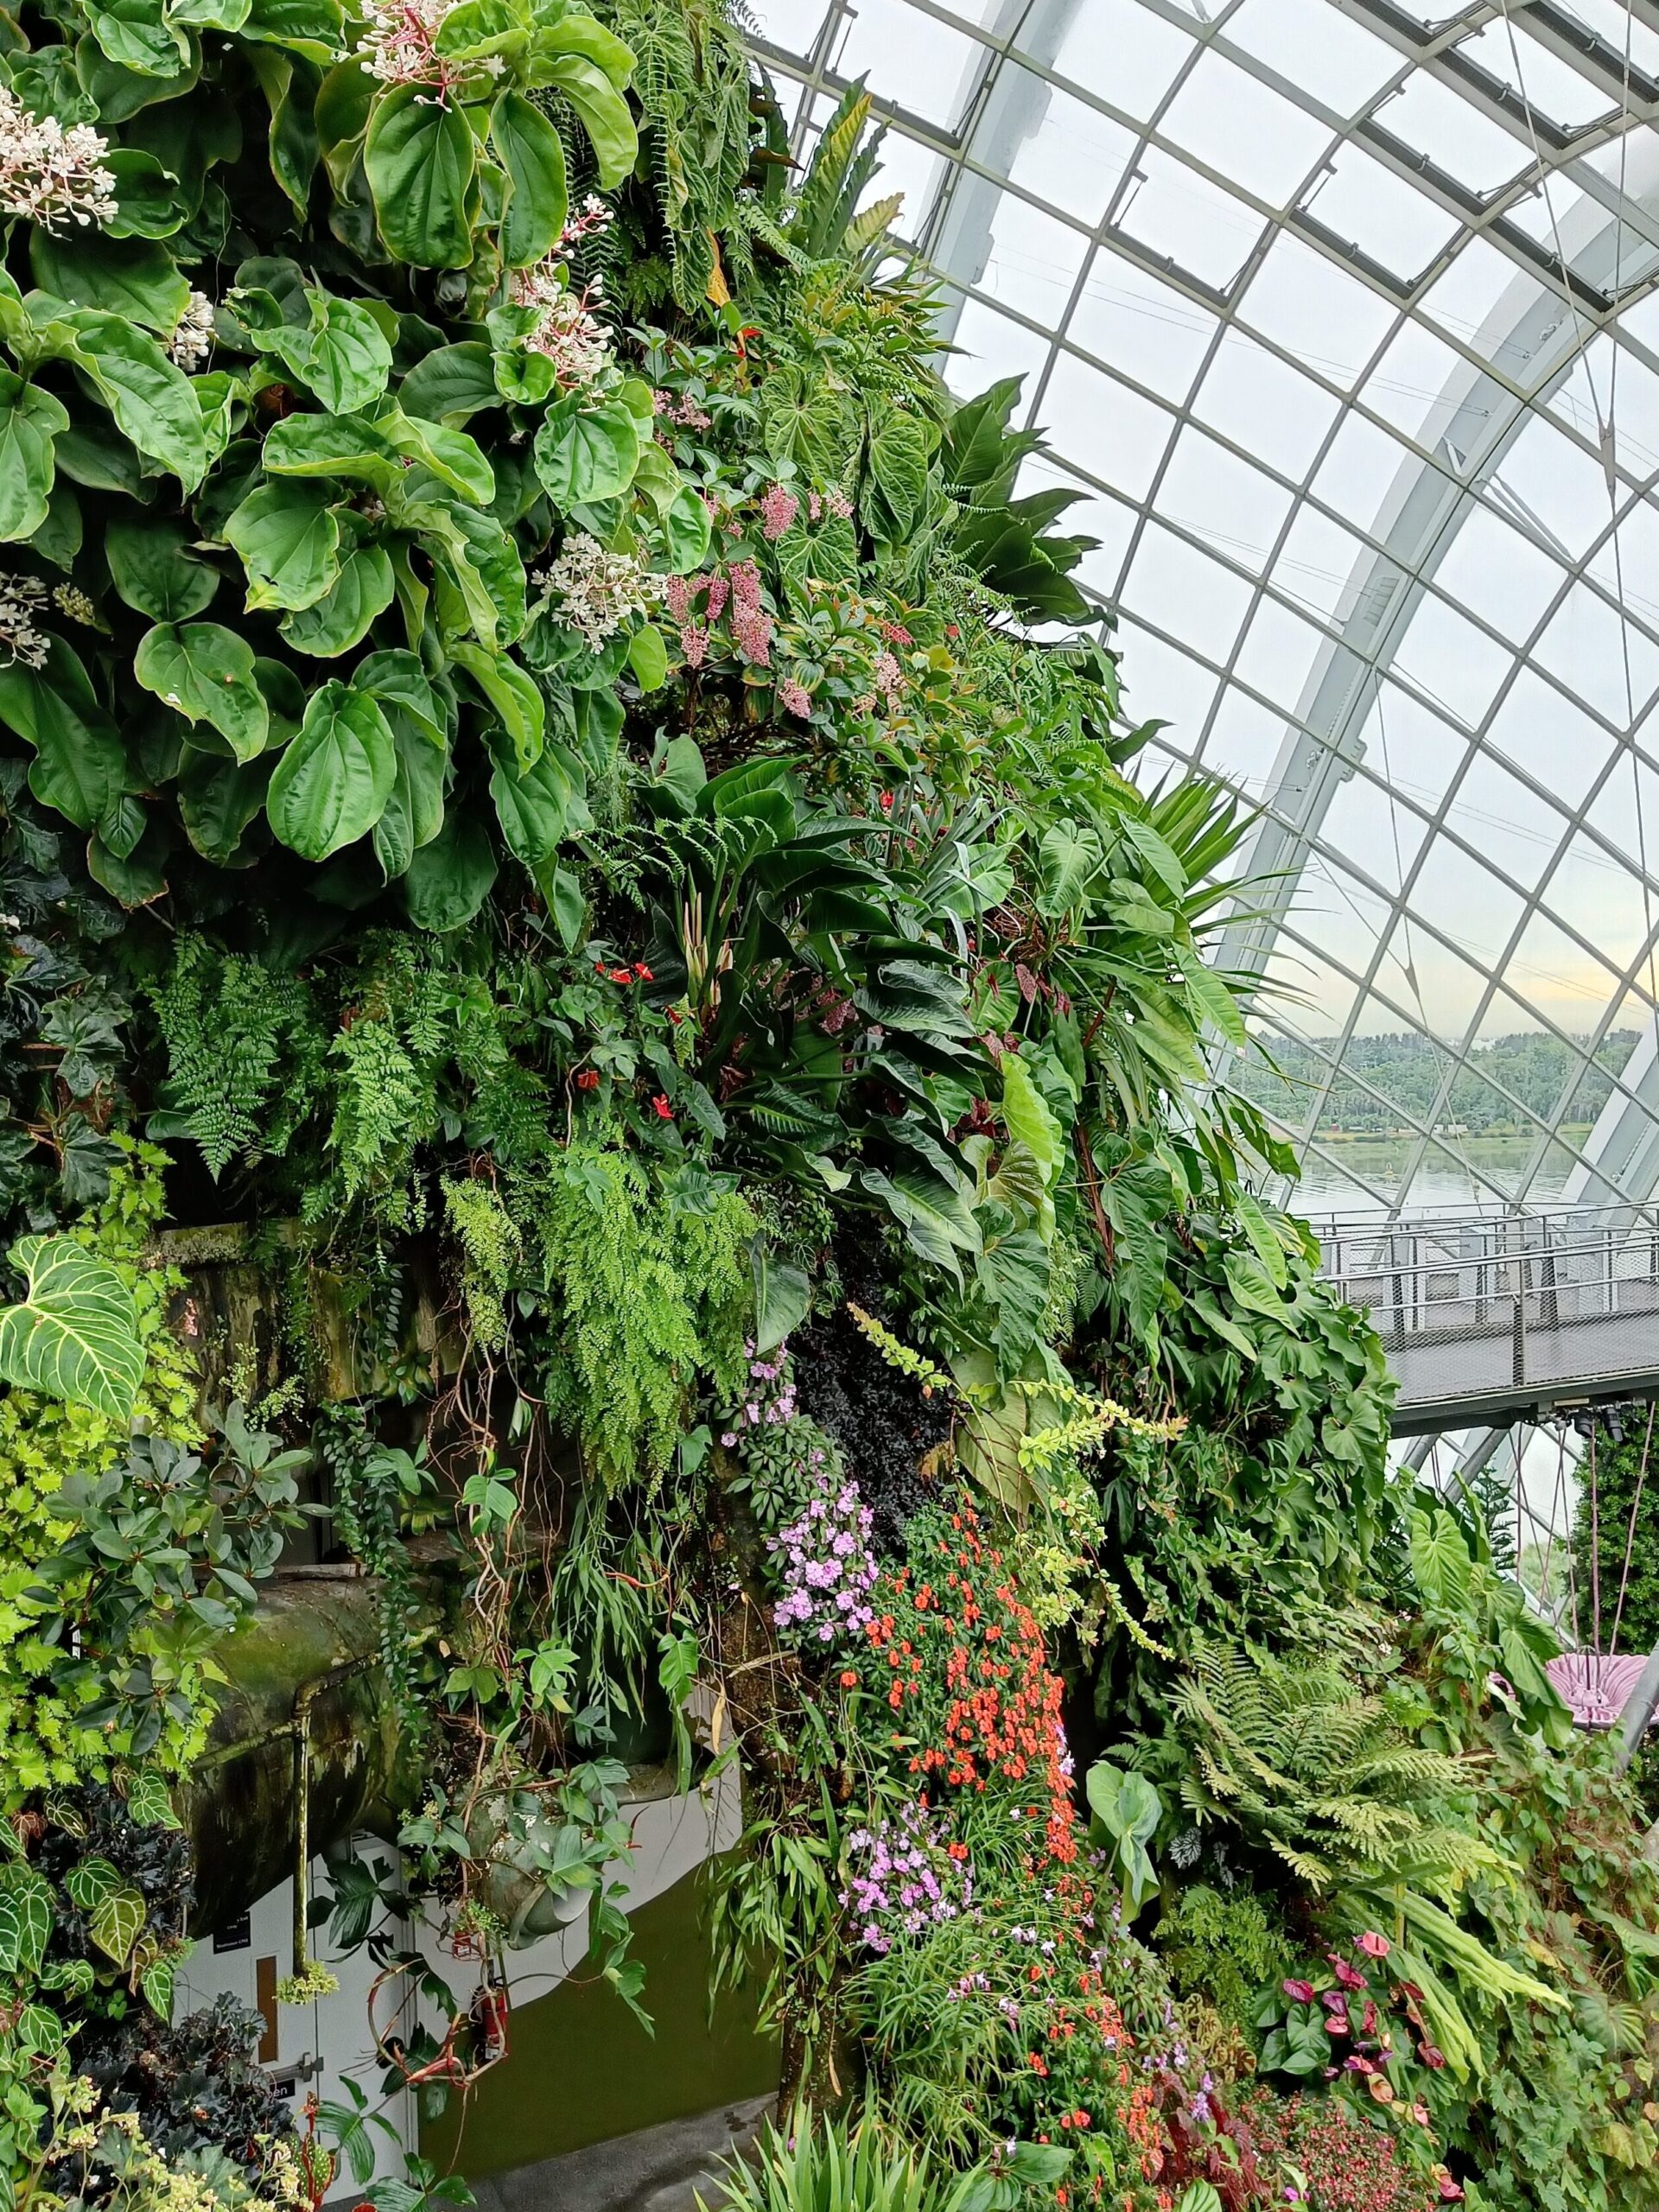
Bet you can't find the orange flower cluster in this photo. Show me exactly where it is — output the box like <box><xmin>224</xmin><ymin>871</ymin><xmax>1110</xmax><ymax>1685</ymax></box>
<box><xmin>861</xmin><ymin>1507</ymin><xmax>1078</xmax><ymax>1865</ymax></box>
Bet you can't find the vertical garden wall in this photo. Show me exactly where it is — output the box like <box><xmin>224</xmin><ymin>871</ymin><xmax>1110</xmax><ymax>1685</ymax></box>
<box><xmin>2</xmin><ymin>3</ymin><xmax>1659</xmax><ymax>2209</ymax></box>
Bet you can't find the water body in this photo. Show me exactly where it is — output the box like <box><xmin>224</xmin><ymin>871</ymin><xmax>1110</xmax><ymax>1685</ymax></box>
<box><xmin>1288</xmin><ymin>1135</ymin><xmax>1583</xmax><ymax>1223</ymax></box>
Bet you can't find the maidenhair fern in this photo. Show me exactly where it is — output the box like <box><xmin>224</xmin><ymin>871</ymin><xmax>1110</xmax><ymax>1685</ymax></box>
<box><xmin>442</xmin><ymin>1175</ymin><xmax>523</xmax><ymax>1352</ymax></box>
<box><xmin>514</xmin><ymin>1141</ymin><xmax>753</xmax><ymax>1484</ymax></box>
<box><xmin>318</xmin><ymin>938</ymin><xmax>452</xmax><ymax>1225</ymax></box>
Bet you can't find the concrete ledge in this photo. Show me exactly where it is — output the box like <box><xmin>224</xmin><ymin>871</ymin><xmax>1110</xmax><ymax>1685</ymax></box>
<box><xmin>468</xmin><ymin>2095</ymin><xmax>773</xmax><ymax>2212</ymax></box>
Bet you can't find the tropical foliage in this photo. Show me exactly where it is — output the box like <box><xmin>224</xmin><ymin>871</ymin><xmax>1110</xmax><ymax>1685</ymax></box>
<box><xmin>0</xmin><ymin>3</ymin><xmax>1651</xmax><ymax>2212</ymax></box>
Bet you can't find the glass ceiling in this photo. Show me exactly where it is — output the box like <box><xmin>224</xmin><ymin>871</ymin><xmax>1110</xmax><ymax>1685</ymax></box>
<box><xmin>751</xmin><ymin>0</ymin><xmax>1659</xmax><ymax>1224</ymax></box>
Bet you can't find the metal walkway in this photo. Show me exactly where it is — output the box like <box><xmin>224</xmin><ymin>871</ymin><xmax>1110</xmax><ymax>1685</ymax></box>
<box><xmin>1312</xmin><ymin>1204</ymin><xmax>1659</xmax><ymax>1435</ymax></box>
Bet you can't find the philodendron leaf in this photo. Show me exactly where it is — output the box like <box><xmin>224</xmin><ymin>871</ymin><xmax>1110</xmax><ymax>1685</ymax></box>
<box><xmin>0</xmin><ymin>371</ymin><xmax>70</xmax><ymax>543</ymax></box>
<box><xmin>0</xmin><ymin>1236</ymin><xmax>144</xmax><ymax>1421</ymax></box>
<box><xmin>267</xmin><ymin>679</ymin><xmax>395</xmax><ymax>859</ymax></box>
<box><xmin>135</xmin><ymin>620</ymin><xmax>270</xmax><ymax>760</ymax></box>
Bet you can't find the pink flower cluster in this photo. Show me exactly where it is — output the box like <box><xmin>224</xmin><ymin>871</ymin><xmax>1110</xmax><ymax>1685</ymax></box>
<box><xmin>652</xmin><ymin>388</ymin><xmax>712</xmax><ymax>432</ymax></box>
<box><xmin>807</xmin><ymin>487</ymin><xmax>855</xmax><ymax>523</ymax></box>
<box><xmin>779</xmin><ymin>678</ymin><xmax>813</xmax><ymax>719</ymax></box>
<box><xmin>843</xmin><ymin>1802</ymin><xmax>975</xmax><ymax>1955</ymax></box>
<box><xmin>770</xmin><ymin>1465</ymin><xmax>878</xmax><ymax>1645</ymax></box>
<box><xmin>760</xmin><ymin>483</ymin><xmax>799</xmax><ymax>541</ymax></box>
<box><xmin>721</xmin><ymin>1341</ymin><xmax>798</xmax><ymax>1442</ymax></box>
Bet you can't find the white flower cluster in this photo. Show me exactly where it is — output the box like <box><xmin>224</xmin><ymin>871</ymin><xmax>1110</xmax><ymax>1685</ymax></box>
<box><xmin>0</xmin><ymin>574</ymin><xmax>49</xmax><ymax>669</ymax></box>
<box><xmin>359</xmin><ymin>0</ymin><xmax>459</xmax><ymax>87</ymax></box>
<box><xmin>0</xmin><ymin>86</ymin><xmax>117</xmax><ymax>232</ymax></box>
<box><xmin>511</xmin><ymin>259</ymin><xmax>611</xmax><ymax>387</ymax></box>
<box><xmin>537</xmin><ymin>532</ymin><xmax>646</xmax><ymax>651</ymax></box>
<box><xmin>168</xmin><ymin>289</ymin><xmax>215</xmax><ymax>369</ymax></box>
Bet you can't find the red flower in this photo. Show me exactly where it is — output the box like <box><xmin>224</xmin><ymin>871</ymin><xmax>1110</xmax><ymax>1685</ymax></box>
<box><xmin>1282</xmin><ymin>1979</ymin><xmax>1316</xmax><ymax>2005</ymax></box>
<box><xmin>609</xmin><ymin>966</ymin><xmax>633</xmax><ymax>984</ymax></box>
<box><xmin>879</xmin><ymin>791</ymin><xmax>893</xmax><ymax>811</ymax></box>
<box><xmin>1419</xmin><ymin>2043</ymin><xmax>1447</xmax><ymax>2070</ymax></box>
<box><xmin>1329</xmin><ymin>1956</ymin><xmax>1368</xmax><ymax>1992</ymax></box>
<box><xmin>574</xmin><ymin>1070</ymin><xmax>600</xmax><ymax>1091</ymax></box>
<box><xmin>651</xmin><ymin>1094</ymin><xmax>674</xmax><ymax>1120</ymax></box>
<box><xmin>633</xmin><ymin>962</ymin><xmax>654</xmax><ymax>982</ymax></box>
<box><xmin>838</xmin><ymin>1670</ymin><xmax>857</xmax><ymax>1688</ymax></box>
<box><xmin>1356</xmin><ymin>1929</ymin><xmax>1390</xmax><ymax>1959</ymax></box>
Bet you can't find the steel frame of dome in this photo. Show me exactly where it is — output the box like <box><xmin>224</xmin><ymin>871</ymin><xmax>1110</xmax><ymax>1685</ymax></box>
<box><xmin>753</xmin><ymin>0</ymin><xmax>1659</xmax><ymax>1223</ymax></box>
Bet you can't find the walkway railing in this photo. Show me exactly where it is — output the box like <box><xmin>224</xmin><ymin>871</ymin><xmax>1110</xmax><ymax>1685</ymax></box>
<box><xmin>1310</xmin><ymin>1202</ymin><xmax>1659</xmax><ymax>1431</ymax></box>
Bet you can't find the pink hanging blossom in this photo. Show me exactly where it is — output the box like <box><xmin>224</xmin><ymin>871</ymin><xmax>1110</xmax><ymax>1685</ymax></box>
<box><xmin>760</xmin><ymin>483</ymin><xmax>799</xmax><ymax>541</ymax></box>
<box><xmin>779</xmin><ymin>677</ymin><xmax>812</xmax><ymax>718</ymax></box>
<box><xmin>704</xmin><ymin>572</ymin><xmax>730</xmax><ymax>622</ymax></box>
<box><xmin>679</xmin><ymin>623</ymin><xmax>708</xmax><ymax>670</ymax></box>
<box><xmin>661</xmin><ymin>575</ymin><xmax>696</xmax><ymax>624</ymax></box>
<box><xmin>728</xmin><ymin>559</ymin><xmax>762</xmax><ymax>615</ymax></box>
<box><xmin>825</xmin><ymin>486</ymin><xmax>855</xmax><ymax>520</ymax></box>
<box><xmin>733</xmin><ymin>608</ymin><xmax>773</xmax><ymax>667</ymax></box>
<box><xmin>873</xmin><ymin>650</ymin><xmax>903</xmax><ymax>702</ymax></box>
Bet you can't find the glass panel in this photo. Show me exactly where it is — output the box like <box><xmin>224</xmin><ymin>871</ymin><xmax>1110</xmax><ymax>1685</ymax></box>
<box><xmin>1300</xmin><ymin>143</ymin><xmax>1461</xmax><ymax>283</ymax></box>
<box><xmin>1441</xmin><ymin>749</ymin><xmax>1569</xmax><ymax>893</ymax></box>
<box><xmin>1122</xmin><ymin>520</ymin><xmax>1257</xmax><ymax>658</ymax></box>
<box><xmin>1372</xmin><ymin>73</ymin><xmax>1530</xmax><ymax>194</ymax></box>
<box><xmin>1046</xmin><ymin>0</ymin><xmax>1193</xmax><ymax>121</ymax></box>
<box><xmin>1155</xmin><ymin>427</ymin><xmax>1294</xmax><ymax>577</ymax></box>
<box><xmin>1390</xmin><ymin>595</ymin><xmax>1512</xmax><ymax>728</ymax></box>
<box><xmin>1363</xmin><ymin>321</ymin><xmax>1476</xmax><ymax>449</ymax></box>
<box><xmin>1273</xmin><ymin>506</ymin><xmax>1394</xmax><ymax>622</ymax></box>
<box><xmin>1040</xmin><ymin>353</ymin><xmax>1175</xmax><ymax>500</ymax></box>
<box><xmin>751</xmin><ymin>0</ymin><xmax>829</xmax><ymax>58</ymax></box>
<box><xmin>1159</xmin><ymin>51</ymin><xmax>1334</xmax><ymax>209</ymax></box>
<box><xmin>1224</xmin><ymin>0</ymin><xmax>1400</xmax><ymax>117</ymax></box>
<box><xmin>1068</xmin><ymin>245</ymin><xmax>1218</xmax><ymax>402</ymax></box>
<box><xmin>1458</xmin><ymin>19</ymin><xmax>1617</xmax><ymax>134</ymax></box>
<box><xmin>1201</xmin><ymin>686</ymin><xmax>1290</xmax><ymax>792</ymax></box>
<box><xmin>1196</xmin><ymin>331</ymin><xmax>1343</xmax><ymax>481</ymax></box>
<box><xmin>971</xmin><ymin>194</ymin><xmax>1090</xmax><ymax>328</ymax></box>
<box><xmin>1540</xmin><ymin>831</ymin><xmax>1656</xmax><ymax>980</ymax></box>
<box><xmin>1115</xmin><ymin>148</ymin><xmax>1267</xmax><ymax>292</ymax></box>
<box><xmin>1534</xmin><ymin>582</ymin><xmax>1659</xmax><ymax>729</ymax></box>
<box><xmin>1233</xmin><ymin>594</ymin><xmax>1330</xmax><ymax>714</ymax></box>
<box><xmin>1319</xmin><ymin>769</ymin><xmax>1431</xmax><ymax>889</ymax></box>
<box><xmin>1406</xmin><ymin>834</ymin><xmax>1527</xmax><ymax>981</ymax></box>
<box><xmin>1427</xmin><ymin>505</ymin><xmax>1564</xmax><ymax>649</ymax></box>
<box><xmin>1484</xmin><ymin>667</ymin><xmax>1613</xmax><ymax>809</ymax></box>
<box><xmin>1507</xmin><ymin>907</ymin><xmax>1625</xmax><ymax>1035</ymax></box>
<box><xmin>1420</xmin><ymin>237</ymin><xmax>1541</xmax><ymax>367</ymax></box>
<box><xmin>836</xmin><ymin>0</ymin><xmax>988</xmax><ymax>130</ymax></box>
<box><xmin>1110</xmin><ymin>622</ymin><xmax>1221</xmax><ymax>744</ymax></box>
<box><xmin>1486</xmin><ymin>411</ymin><xmax>1618</xmax><ymax>562</ymax></box>
<box><xmin>1240</xmin><ymin>230</ymin><xmax>1399</xmax><ymax>388</ymax></box>
<box><xmin>1354</xmin><ymin>681</ymin><xmax>1469</xmax><ymax>817</ymax></box>
<box><xmin>1005</xmin><ymin>79</ymin><xmax>1138</xmax><ymax>225</ymax></box>
<box><xmin>944</xmin><ymin>293</ymin><xmax>1054</xmax><ymax>395</ymax></box>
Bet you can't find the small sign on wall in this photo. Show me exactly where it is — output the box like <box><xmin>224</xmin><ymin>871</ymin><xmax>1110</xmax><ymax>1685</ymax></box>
<box><xmin>213</xmin><ymin>1914</ymin><xmax>252</xmax><ymax>1954</ymax></box>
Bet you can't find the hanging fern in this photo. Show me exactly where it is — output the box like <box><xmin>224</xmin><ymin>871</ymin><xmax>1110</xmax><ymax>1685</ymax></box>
<box><xmin>149</xmin><ymin>939</ymin><xmax>327</xmax><ymax>1181</ymax></box>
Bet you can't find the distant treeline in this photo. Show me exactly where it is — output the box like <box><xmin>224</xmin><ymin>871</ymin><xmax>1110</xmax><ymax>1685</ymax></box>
<box><xmin>1242</xmin><ymin>1029</ymin><xmax>1643</xmax><ymax>1136</ymax></box>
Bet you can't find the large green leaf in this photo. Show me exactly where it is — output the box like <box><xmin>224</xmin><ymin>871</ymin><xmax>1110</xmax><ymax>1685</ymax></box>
<box><xmin>531</xmin><ymin>51</ymin><xmax>636</xmax><ymax>187</ymax></box>
<box><xmin>239</xmin><ymin>288</ymin><xmax>393</xmax><ymax>413</ymax></box>
<box><xmin>0</xmin><ymin>644</ymin><xmax>127</xmax><ymax>830</ymax></box>
<box><xmin>488</xmin><ymin>740</ymin><xmax>583</xmax><ymax>868</ymax></box>
<box><xmin>491</xmin><ymin>89</ymin><xmax>567</xmax><ymax>268</ymax></box>
<box><xmin>365</xmin><ymin>84</ymin><xmax>478</xmax><ymax>268</ymax></box>
<box><xmin>224</xmin><ymin>480</ymin><xmax>341</xmax><ymax>611</ymax></box>
<box><xmin>105</xmin><ymin>512</ymin><xmax>220</xmax><ymax>620</ymax></box>
<box><xmin>0</xmin><ymin>372</ymin><xmax>69</xmax><ymax>543</ymax></box>
<box><xmin>54</xmin><ymin>309</ymin><xmax>207</xmax><ymax>488</ymax></box>
<box><xmin>266</xmin><ymin>679</ymin><xmax>394</xmax><ymax>858</ymax></box>
<box><xmin>372</xmin><ymin>714</ymin><xmax>448</xmax><ymax>878</ymax></box>
<box><xmin>532</xmin><ymin>397</ymin><xmax>640</xmax><ymax>505</ymax></box>
<box><xmin>451</xmin><ymin>639</ymin><xmax>543</xmax><ymax>772</ymax></box>
<box><xmin>404</xmin><ymin>807</ymin><xmax>497</xmax><ymax>930</ymax></box>
<box><xmin>279</xmin><ymin>543</ymin><xmax>395</xmax><ymax>654</ymax></box>
<box><xmin>0</xmin><ymin>1236</ymin><xmax>144</xmax><ymax>1420</ymax></box>
<box><xmin>135</xmin><ymin>621</ymin><xmax>269</xmax><ymax>760</ymax></box>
